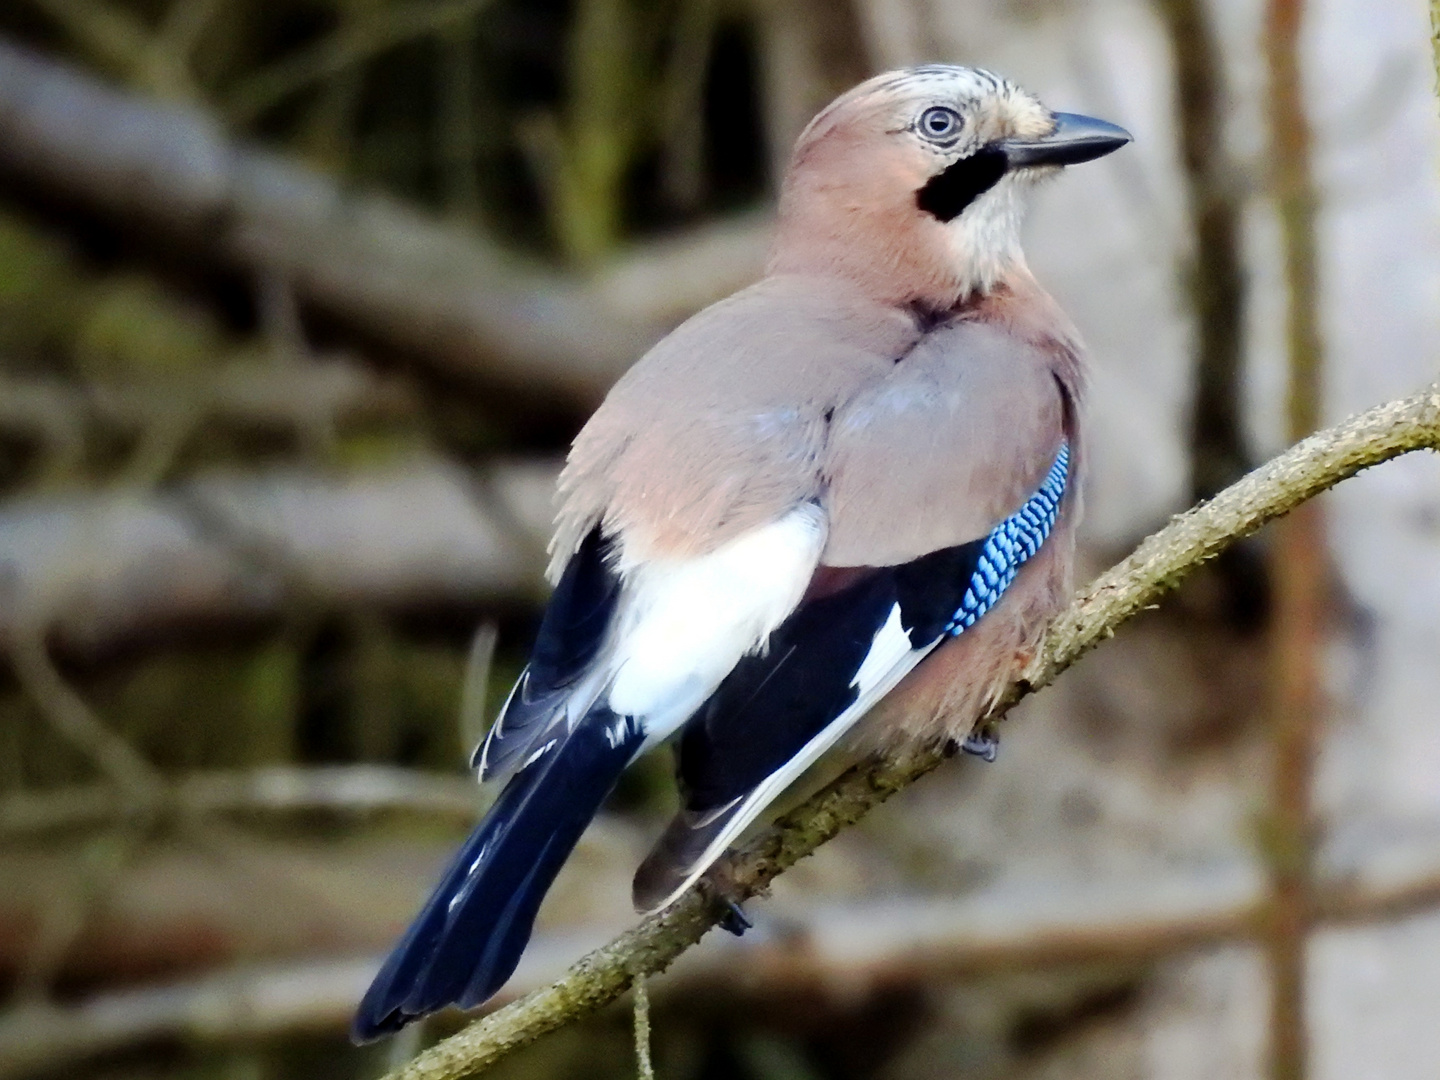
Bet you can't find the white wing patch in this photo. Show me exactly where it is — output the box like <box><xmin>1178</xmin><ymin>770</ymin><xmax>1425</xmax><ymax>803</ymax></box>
<box><xmin>478</xmin><ymin>505</ymin><xmax>827</xmax><ymax>784</ymax></box>
<box><xmin>850</xmin><ymin>604</ymin><xmax>912</xmax><ymax>697</ymax></box>
<box><xmin>605</xmin><ymin>504</ymin><xmax>828</xmax><ymax>741</ymax></box>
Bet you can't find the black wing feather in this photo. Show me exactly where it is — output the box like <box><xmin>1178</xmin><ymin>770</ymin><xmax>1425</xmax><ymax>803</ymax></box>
<box><xmin>472</xmin><ymin>525</ymin><xmax>621</xmax><ymax>775</ymax></box>
<box><xmin>528</xmin><ymin>525</ymin><xmax>622</xmax><ymax>688</ymax></box>
<box><xmin>676</xmin><ymin>539</ymin><xmax>985</xmax><ymax>814</ymax></box>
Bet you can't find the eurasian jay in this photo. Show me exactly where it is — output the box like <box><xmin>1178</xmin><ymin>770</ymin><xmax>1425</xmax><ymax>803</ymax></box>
<box><xmin>353</xmin><ymin>64</ymin><xmax>1130</xmax><ymax>1040</ymax></box>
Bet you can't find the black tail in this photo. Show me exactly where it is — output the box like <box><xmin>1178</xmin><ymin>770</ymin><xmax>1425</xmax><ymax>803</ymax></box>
<box><xmin>352</xmin><ymin>709</ymin><xmax>644</xmax><ymax>1041</ymax></box>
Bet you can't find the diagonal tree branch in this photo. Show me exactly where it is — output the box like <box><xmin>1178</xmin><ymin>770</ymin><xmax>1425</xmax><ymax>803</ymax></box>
<box><xmin>0</xmin><ymin>459</ymin><xmax>558</xmax><ymax>657</ymax></box>
<box><xmin>380</xmin><ymin>381</ymin><xmax>1440</xmax><ymax>1080</ymax></box>
<box><xmin>223</xmin><ymin>0</ymin><xmax>499</xmax><ymax>123</ymax></box>
<box><xmin>0</xmin><ymin>40</ymin><xmax>769</xmax><ymax>407</ymax></box>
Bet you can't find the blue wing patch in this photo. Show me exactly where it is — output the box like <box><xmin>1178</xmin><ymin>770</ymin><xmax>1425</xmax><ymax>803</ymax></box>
<box><xmin>946</xmin><ymin>441</ymin><xmax>1068</xmax><ymax>634</ymax></box>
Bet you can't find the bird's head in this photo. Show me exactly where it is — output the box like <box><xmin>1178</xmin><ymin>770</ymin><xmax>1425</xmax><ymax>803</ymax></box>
<box><xmin>769</xmin><ymin>65</ymin><xmax>1131</xmax><ymax>307</ymax></box>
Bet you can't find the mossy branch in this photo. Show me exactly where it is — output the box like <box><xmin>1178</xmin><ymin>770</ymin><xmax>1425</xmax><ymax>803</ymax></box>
<box><xmin>383</xmin><ymin>382</ymin><xmax>1440</xmax><ymax>1080</ymax></box>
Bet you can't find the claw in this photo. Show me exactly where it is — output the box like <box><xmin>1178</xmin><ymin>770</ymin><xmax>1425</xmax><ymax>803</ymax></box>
<box><xmin>960</xmin><ymin>729</ymin><xmax>999</xmax><ymax>763</ymax></box>
<box><xmin>717</xmin><ymin>897</ymin><xmax>753</xmax><ymax>936</ymax></box>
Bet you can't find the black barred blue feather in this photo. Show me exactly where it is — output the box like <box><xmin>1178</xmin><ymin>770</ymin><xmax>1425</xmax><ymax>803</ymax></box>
<box><xmin>945</xmin><ymin>442</ymin><xmax>1068</xmax><ymax>633</ymax></box>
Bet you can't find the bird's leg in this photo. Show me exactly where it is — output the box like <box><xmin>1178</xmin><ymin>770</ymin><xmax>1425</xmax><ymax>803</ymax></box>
<box><xmin>960</xmin><ymin>722</ymin><xmax>1000</xmax><ymax>763</ymax></box>
<box><xmin>700</xmin><ymin>862</ymin><xmax>754</xmax><ymax>936</ymax></box>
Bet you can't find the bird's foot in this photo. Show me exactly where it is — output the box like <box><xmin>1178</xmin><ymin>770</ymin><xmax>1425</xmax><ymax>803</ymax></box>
<box><xmin>699</xmin><ymin>865</ymin><xmax>754</xmax><ymax>936</ymax></box>
<box><xmin>960</xmin><ymin>727</ymin><xmax>999</xmax><ymax>763</ymax></box>
<box><xmin>717</xmin><ymin>897</ymin><xmax>754</xmax><ymax>937</ymax></box>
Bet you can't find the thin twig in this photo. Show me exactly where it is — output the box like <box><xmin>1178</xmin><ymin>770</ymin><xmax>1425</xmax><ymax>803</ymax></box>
<box><xmin>632</xmin><ymin>977</ymin><xmax>654</xmax><ymax>1080</ymax></box>
<box><xmin>377</xmin><ymin>385</ymin><xmax>1440</xmax><ymax>1080</ymax></box>
<box><xmin>0</xmin><ymin>764</ymin><xmax>485</xmax><ymax>836</ymax></box>
<box><xmin>224</xmin><ymin>0</ymin><xmax>499</xmax><ymax>122</ymax></box>
<box><xmin>6</xmin><ymin>633</ymin><xmax>163</xmax><ymax>804</ymax></box>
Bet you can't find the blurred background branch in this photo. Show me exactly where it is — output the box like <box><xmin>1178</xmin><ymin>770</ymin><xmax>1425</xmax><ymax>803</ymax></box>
<box><xmin>0</xmin><ymin>40</ymin><xmax>762</xmax><ymax>407</ymax></box>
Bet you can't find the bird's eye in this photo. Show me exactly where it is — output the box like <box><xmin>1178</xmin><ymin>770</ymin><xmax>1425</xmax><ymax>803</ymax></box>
<box><xmin>918</xmin><ymin>106</ymin><xmax>962</xmax><ymax>143</ymax></box>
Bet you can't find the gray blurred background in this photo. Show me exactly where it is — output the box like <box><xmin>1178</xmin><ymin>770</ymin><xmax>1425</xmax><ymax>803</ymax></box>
<box><xmin>0</xmin><ymin>0</ymin><xmax>1438</xmax><ymax>1077</ymax></box>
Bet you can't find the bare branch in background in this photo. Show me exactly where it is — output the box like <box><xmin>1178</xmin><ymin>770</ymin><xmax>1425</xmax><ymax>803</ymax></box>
<box><xmin>0</xmin><ymin>41</ymin><xmax>769</xmax><ymax>406</ymax></box>
<box><xmin>378</xmin><ymin>383</ymin><xmax>1440</xmax><ymax>1080</ymax></box>
<box><xmin>0</xmin><ymin>764</ymin><xmax>487</xmax><ymax>836</ymax></box>
<box><xmin>588</xmin><ymin>209</ymin><xmax>771</xmax><ymax>327</ymax></box>
<box><xmin>0</xmin><ymin>460</ymin><xmax>559</xmax><ymax>657</ymax></box>
<box><xmin>15</xmin><ymin>806</ymin><xmax>1440</xmax><ymax>1077</ymax></box>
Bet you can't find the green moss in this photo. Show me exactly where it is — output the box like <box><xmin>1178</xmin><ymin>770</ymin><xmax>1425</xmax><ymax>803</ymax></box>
<box><xmin>74</xmin><ymin>275</ymin><xmax>227</xmax><ymax>380</ymax></box>
<box><xmin>0</xmin><ymin>211</ymin><xmax>85</xmax><ymax>364</ymax></box>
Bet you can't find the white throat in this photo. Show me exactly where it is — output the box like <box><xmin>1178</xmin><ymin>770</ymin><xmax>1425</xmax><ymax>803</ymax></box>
<box><xmin>943</xmin><ymin>173</ymin><xmax>1028</xmax><ymax>295</ymax></box>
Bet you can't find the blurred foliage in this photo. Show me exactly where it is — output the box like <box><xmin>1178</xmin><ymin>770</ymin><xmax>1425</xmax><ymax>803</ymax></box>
<box><xmin>0</xmin><ymin>7</ymin><xmax>780</xmax><ymax>1076</ymax></box>
<box><xmin>0</xmin><ymin>0</ymin><xmax>765</xmax><ymax>249</ymax></box>
<box><xmin>0</xmin><ymin>0</ymin><xmax>769</xmax><ymax>789</ymax></box>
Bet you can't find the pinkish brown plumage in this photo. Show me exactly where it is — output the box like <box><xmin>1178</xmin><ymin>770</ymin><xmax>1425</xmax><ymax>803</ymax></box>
<box><xmin>354</xmin><ymin>65</ymin><xmax>1130</xmax><ymax>1041</ymax></box>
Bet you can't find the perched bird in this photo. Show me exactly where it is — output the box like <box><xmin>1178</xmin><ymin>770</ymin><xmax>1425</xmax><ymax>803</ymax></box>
<box><xmin>353</xmin><ymin>64</ymin><xmax>1130</xmax><ymax>1040</ymax></box>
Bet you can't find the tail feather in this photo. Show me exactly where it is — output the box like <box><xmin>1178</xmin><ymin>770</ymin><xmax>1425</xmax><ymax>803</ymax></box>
<box><xmin>352</xmin><ymin>708</ymin><xmax>644</xmax><ymax>1042</ymax></box>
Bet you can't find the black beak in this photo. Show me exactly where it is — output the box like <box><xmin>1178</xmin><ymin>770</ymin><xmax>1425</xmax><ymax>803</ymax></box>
<box><xmin>998</xmin><ymin>112</ymin><xmax>1132</xmax><ymax>169</ymax></box>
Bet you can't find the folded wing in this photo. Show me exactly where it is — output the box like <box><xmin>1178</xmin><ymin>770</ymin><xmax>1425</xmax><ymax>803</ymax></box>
<box><xmin>634</xmin><ymin>319</ymin><xmax>1077</xmax><ymax>912</ymax></box>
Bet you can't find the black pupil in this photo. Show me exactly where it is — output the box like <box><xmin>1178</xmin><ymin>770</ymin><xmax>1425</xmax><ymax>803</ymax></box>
<box><xmin>925</xmin><ymin>109</ymin><xmax>955</xmax><ymax>136</ymax></box>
